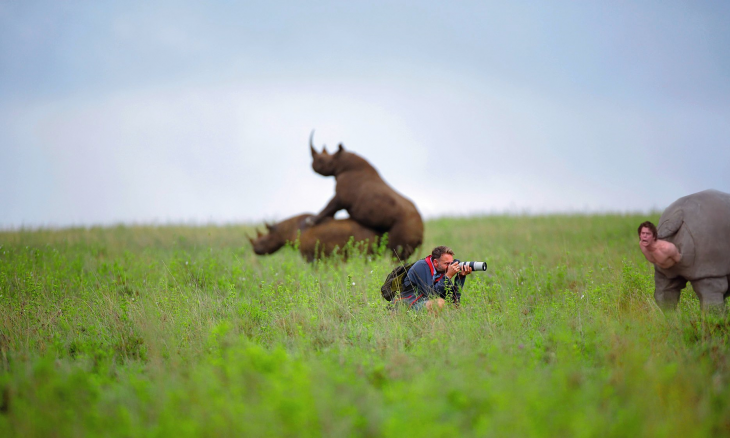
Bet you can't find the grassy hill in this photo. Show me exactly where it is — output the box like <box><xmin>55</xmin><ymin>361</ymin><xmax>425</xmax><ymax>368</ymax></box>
<box><xmin>1</xmin><ymin>214</ymin><xmax>729</xmax><ymax>437</ymax></box>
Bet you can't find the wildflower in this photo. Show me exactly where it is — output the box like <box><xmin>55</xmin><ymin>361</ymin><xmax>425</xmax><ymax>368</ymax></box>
<box><xmin>581</xmin><ymin>295</ymin><xmax>585</xmax><ymax>299</ymax></box>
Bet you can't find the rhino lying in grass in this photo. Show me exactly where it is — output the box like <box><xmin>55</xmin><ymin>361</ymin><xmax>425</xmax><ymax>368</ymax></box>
<box><xmin>653</xmin><ymin>189</ymin><xmax>730</xmax><ymax>312</ymax></box>
<box><xmin>249</xmin><ymin>213</ymin><xmax>382</xmax><ymax>262</ymax></box>
<box><xmin>308</xmin><ymin>132</ymin><xmax>423</xmax><ymax>260</ymax></box>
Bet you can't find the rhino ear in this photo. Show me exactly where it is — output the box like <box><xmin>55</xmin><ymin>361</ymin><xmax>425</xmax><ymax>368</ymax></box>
<box><xmin>658</xmin><ymin>210</ymin><xmax>683</xmax><ymax>239</ymax></box>
<box><xmin>336</xmin><ymin>143</ymin><xmax>344</xmax><ymax>155</ymax></box>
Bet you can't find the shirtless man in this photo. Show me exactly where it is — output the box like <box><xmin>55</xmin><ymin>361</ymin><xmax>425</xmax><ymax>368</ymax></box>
<box><xmin>638</xmin><ymin>221</ymin><xmax>682</xmax><ymax>269</ymax></box>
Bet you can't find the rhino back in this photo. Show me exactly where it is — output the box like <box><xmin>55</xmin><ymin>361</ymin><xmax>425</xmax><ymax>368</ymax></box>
<box><xmin>337</xmin><ymin>171</ymin><xmax>417</xmax><ymax>229</ymax></box>
<box><xmin>658</xmin><ymin>190</ymin><xmax>730</xmax><ymax>280</ymax></box>
<box><xmin>300</xmin><ymin>218</ymin><xmax>380</xmax><ymax>258</ymax></box>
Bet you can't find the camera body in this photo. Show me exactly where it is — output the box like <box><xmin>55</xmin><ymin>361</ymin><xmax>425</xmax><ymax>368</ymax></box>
<box><xmin>453</xmin><ymin>259</ymin><xmax>487</xmax><ymax>271</ymax></box>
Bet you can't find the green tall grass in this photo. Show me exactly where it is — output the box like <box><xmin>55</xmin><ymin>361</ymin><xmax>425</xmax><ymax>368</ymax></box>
<box><xmin>1</xmin><ymin>215</ymin><xmax>729</xmax><ymax>437</ymax></box>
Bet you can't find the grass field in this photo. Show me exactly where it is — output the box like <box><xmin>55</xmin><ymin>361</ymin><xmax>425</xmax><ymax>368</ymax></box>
<box><xmin>1</xmin><ymin>214</ymin><xmax>729</xmax><ymax>437</ymax></box>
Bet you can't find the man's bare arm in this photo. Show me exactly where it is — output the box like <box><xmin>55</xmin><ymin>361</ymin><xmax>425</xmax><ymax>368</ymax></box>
<box><xmin>652</xmin><ymin>240</ymin><xmax>681</xmax><ymax>269</ymax></box>
<box><xmin>665</xmin><ymin>241</ymin><xmax>682</xmax><ymax>264</ymax></box>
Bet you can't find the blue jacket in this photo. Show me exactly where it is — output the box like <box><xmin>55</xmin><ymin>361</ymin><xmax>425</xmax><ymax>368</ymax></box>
<box><xmin>402</xmin><ymin>256</ymin><xmax>465</xmax><ymax>303</ymax></box>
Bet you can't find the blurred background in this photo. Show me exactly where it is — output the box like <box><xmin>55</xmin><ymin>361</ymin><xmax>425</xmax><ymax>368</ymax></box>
<box><xmin>1</xmin><ymin>1</ymin><xmax>728</xmax><ymax>228</ymax></box>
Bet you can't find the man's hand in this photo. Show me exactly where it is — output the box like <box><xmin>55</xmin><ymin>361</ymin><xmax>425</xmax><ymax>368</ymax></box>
<box><xmin>446</xmin><ymin>261</ymin><xmax>460</xmax><ymax>279</ymax></box>
<box><xmin>459</xmin><ymin>264</ymin><xmax>472</xmax><ymax>277</ymax></box>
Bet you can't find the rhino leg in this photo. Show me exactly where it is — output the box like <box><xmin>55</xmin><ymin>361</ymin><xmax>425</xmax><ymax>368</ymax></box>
<box><xmin>386</xmin><ymin>217</ymin><xmax>423</xmax><ymax>260</ymax></box>
<box><xmin>689</xmin><ymin>276</ymin><xmax>728</xmax><ymax>313</ymax></box>
<box><xmin>299</xmin><ymin>246</ymin><xmax>316</xmax><ymax>263</ymax></box>
<box><xmin>654</xmin><ymin>270</ymin><xmax>687</xmax><ymax>310</ymax></box>
<box><xmin>311</xmin><ymin>196</ymin><xmax>342</xmax><ymax>225</ymax></box>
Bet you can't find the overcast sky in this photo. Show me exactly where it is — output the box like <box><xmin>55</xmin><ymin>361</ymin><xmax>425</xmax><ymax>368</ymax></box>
<box><xmin>1</xmin><ymin>1</ymin><xmax>729</xmax><ymax>228</ymax></box>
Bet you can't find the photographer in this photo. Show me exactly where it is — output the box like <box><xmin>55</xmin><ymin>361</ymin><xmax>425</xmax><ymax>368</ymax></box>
<box><xmin>396</xmin><ymin>245</ymin><xmax>472</xmax><ymax>312</ymax></box>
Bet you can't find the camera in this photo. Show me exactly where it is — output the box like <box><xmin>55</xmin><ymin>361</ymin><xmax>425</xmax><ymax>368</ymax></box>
<box><xmin>453</xmin><ymin>259</ymin><xmax>487</xmax><ymax>271</ymax></box>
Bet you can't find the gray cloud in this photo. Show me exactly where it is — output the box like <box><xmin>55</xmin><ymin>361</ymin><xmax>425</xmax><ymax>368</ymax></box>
<box><xmin>1</xmin><ymin>1</ymin><xmax>729</xmax><ymax>228</ymax></box>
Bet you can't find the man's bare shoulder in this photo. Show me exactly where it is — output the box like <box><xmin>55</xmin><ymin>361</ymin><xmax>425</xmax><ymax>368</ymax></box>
<box><xmin>651</xmin><ymin>239</ymin><xmax>681</xmax><ymax>268</ymax></box>
<box><xmin>656</xmin><ymin>239</ymin><xmax>680</xmax><ymax>255</ymax></box>
<box><xmin>640</xmin><ymin>245</ymin><xmax>655</xmax><ymax>260</ymax></box>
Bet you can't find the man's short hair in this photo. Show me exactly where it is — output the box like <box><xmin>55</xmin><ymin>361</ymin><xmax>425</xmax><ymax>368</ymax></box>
<box><xmin>638</xmin><ymin>221</ymin><xmax>657</xmax><ymax>239</ymax></box>
<box><xmin>431</xmin><ymin>245</ymin><xmax>454</xmax><ymax>260</ymax></box>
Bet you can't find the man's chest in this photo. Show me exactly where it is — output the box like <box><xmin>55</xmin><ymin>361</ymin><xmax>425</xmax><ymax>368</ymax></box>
<box><xmin>642</xmin><ymin>247</ymin><xmax>663</xmax><ymax>264</ymax></box>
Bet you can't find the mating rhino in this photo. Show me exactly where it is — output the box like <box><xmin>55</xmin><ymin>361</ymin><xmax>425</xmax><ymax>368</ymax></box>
<box><xmin>250</xmin><ymin>213</ymin><xmax>382</xmax><ymax>262</ymax></box>
<box><xmin>308</xmin><ymin>132</ymin><xmax>424</xmax><ymax>259</ymax></box>
<box><xmin>654</xmin><ymin>189</ymin><xmax>730</xmax><ymax>311</ymax></box>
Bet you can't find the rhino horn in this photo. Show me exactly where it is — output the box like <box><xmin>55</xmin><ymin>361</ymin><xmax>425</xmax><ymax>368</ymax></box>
<box><xmin>310</xmin><ymin>130</ymin><xmax>317</xmax><ymax>156</ymax></box>
<box><xmin>256</xmin><ymin>229</ymin><xmax>264</xmax><ymax>238</ymax></box>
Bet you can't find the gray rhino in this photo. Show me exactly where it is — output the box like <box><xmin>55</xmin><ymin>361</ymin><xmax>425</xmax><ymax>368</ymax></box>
<box><xmin>654</xmin><ymin>189</ymin><xmax>730</xmax><ymax>311</ymax></box>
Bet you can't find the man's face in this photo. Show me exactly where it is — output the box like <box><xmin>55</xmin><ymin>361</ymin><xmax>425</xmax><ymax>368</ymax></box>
<box><xmin>639</xmin><ymin>227</ymin><xmax>655</xmax><ymax>247</ymax></box>
<box><xmin>433</xmin><ymin>254</ymin><xmax>454</xmax><ymax>273</ymax></box>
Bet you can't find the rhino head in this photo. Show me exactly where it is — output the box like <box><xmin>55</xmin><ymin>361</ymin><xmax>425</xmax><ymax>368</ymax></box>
<box><xmin>310</xmin><ymin>130</ymin><xmax>347</xmax><ymax>177</ymax></box>
<box><xmin>249</xmin><ymin>214</ymin><xmax>312</xmax><ymax>255</ymax></box>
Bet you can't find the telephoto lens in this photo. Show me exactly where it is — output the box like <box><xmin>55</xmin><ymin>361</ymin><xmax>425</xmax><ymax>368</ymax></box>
<box><xmin>454</xmin><ymin>260</ymin><xmax>488</xmax><ymax>271</ymax></box>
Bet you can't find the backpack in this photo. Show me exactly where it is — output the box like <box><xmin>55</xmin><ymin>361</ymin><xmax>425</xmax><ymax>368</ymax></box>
<box><xmin>380</xmin><ymin>262</ymin><xmax>415</xmax><ymax>301</ymax></box>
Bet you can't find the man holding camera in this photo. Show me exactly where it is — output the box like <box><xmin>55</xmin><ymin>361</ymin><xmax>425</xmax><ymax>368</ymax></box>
<box><xmin>397</xmin><ymin>245</ymin><xmax>472</xmax><ymax>312</ymax></box>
